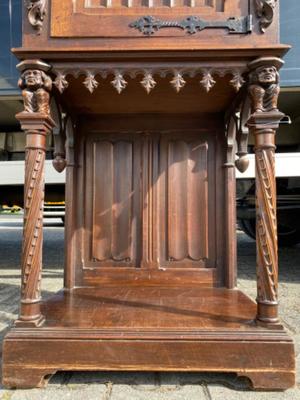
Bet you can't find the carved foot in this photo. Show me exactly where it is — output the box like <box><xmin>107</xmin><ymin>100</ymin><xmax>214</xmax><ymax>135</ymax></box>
<box><xmin>238</xmin><ymin>371</ymin><xmax>296</xmax><ymax>390</ymax></box>
<box><xmin>2</xmin><ymin>367</ymin><xmax>57</xmax><ymax>389</ymax></box>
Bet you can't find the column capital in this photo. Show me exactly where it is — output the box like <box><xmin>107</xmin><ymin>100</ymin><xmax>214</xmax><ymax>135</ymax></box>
<box><xmin>16</xmin><ymin>111</ymin><xmax>55</xmax><ymax>133</ymax></box>
<box><xmin>247</xmin><ymin>110</ymin><xmax>285</xmax><ymax>131</ymax></box>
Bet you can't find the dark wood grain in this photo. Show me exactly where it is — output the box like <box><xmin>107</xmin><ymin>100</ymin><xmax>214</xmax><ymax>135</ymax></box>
<box><xmin>2</xmin><ymin>0</ymin><xmax>296</xmax><ymax>391</ymax></box>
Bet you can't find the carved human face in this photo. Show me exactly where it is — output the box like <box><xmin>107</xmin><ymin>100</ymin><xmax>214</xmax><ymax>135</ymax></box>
<box><xmin>23</xmin><ymin>70</ymin><xmax>43</xmax><ymax>89</ymax></box>
<box><xmin>257</xmin><ymin>67</ymin><xmax>277</xmax><ymax>84</ymax></box>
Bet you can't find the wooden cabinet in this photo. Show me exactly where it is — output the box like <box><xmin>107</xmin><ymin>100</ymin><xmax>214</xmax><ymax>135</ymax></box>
<box><xmin>51</xmin><ymin>0</ymin><xmax>247</xmax><ymax>38</ymax></box>
<box><xmin>2</xmin><ymin>0</ymin><xmax>296</xmax><ymax>391</ymax></box>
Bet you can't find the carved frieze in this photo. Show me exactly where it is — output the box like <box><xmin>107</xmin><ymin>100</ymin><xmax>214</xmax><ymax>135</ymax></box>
<box><xmin>255</xmin><ymin>0</ymin><xmax>277</xmax><ymax>33</ymax></box>
<box><xmin>52</xmin><ymin>64</ymin><xmax>247</xmax><ymax>95</ymax></box>
<box><xmin>26</xmin><ymin>0</ymin><xmax>47</xmax><ymax>34</ymax></box>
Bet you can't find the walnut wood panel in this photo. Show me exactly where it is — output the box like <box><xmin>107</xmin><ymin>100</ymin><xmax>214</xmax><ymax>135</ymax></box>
<box><xmin>158</xmin><ymin>132</ymin><xmax>216</xmax><ymax>269</ymax></box>
<box><xmin>75</xmin><ymin>120</ymin><xmax>222</xmax><ymax>285</ymax></box>
<box><xmin>168</xmin><ymin>141</ymin><xmax>208</xmax><ymax>261</ymax></box>
<box><xmin>2</xmin><ymin>288</ymin><xmax>295</xmax><ymax>389</ymax></box>
<box><xmin>85</xmin><ymin>134</ymin><xmax>142</xmax><ymax>267</ymax></box>
<box><xmin>51</xmin><ymin>0</ymin><xmax>245</xmax><ymax>38</ymax></box>
<box><xmin>93</xmin><ymin>140</ymin><xmax>133</xmax><ymax>262</ymax></box>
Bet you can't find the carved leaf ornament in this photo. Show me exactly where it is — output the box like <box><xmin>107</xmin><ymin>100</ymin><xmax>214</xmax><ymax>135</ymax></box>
<box><xmin>255</xmin><ymin>0</ymin><xmax>277</xmax><ymax>32</ymax></box>
<box><xmin>26</xmin><ymin>0</ymin><xmax>47</xmax><ymax>33</ymax></box>
<box><xmin>53</xmin><ymin>68</ymin><xmax>246</xmax><ymax>95</ymax></box>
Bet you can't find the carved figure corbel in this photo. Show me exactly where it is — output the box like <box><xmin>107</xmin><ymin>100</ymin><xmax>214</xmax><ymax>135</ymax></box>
<box><xmin>255</xmin><ymin>0</ymin><xmax>277</xmax><ymax>33</ymax></box>
<box><xmin>26</xmin><ymin>0</ymin><xmax>47</xmax><ymax>33</ymax></box>
<box><xmin>18</xmin><ymin>62</ymin><xmax>52</xmax><ymax>116</ymax></box>
<box><xmin>248</xmin><ymin>58</ymin><xmax>283</xmax><ymax>113</ymax></box>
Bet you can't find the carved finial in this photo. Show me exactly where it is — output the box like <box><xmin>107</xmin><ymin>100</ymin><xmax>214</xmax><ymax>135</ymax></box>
<box><xmin>200</xmin><ymin>71</ymin><xmax>216</xmax><ymax>92</ymax></box>
<box><xmin>248</xmin><ymin>58</ymin><xmax>283</xmax><ymax>113</ymax></box>
<box><xmin>52</xmin><ymin>153</ymin><xmax>67</xmax><ymax>172</ymax></box>
<box><xmin>255</xmin><ymin>0</ymin><xmax>277</xmax><ymax>33</ymax></box>
<box><xmin>140</xmin><ymin>72</ymin><xmax>156</xmax><ymax>94</ymax></box>
<box><xmin>170</xmin><ymin>72</ymin><xmax>186</xmax><ymax>93</ymax></box>
<box><xmin>111</xmin><ymin>72</ymin><xmax>127</xmax><ymax>94</ymax></box>
<box><xmin>83</xmin><ymin>72</ymin><xmax>99</xmax><ymax>93</ymax></box>
<box><xmin>235</xmin><ymin>154</ymin><xmax>250</xmax><ymax>172</ymax></box>
<box><xmin>26</xmin><ymin>0</ymin><xmax>47</xmax><ymax>34</ymax></box>
<box><xmin>54</xmin><ymin>73</ymin><xmax>69</xmax><ymax>94</ymax></box>
<box><xmin>230</xmin><ymin>71</ymin><xmax>245</xmax><ymax>92</ymax></box>
<box><xmin>17</xmin><ymin>60</ymin><xmax>52</xmax><ymax>115</ymax></box>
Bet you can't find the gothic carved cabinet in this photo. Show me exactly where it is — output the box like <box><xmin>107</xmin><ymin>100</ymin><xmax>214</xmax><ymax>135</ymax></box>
<box><xmin>2</xmin><ymin>0</ymin><xmax>296</xmax><ymax>389</ymax></box>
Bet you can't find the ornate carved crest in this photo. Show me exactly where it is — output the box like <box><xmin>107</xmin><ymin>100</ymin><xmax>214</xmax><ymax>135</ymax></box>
<box><xmin>26</xmin><ymin>0</ymin><xmax>47</xmax><ymax>34</ymax></box>
<box><xmin>255</xmin><ymin>0</ymin><xmax>277</xmax><ymax>33</ymax></box>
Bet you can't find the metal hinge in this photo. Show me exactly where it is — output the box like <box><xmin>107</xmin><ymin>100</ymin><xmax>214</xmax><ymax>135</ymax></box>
<box><xmin>129</xmin><ymin>15</ymin><xmax>253</xmax><ymax>36</ymax></box>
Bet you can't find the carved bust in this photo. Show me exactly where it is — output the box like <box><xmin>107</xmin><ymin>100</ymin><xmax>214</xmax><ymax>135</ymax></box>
<box><xmin>18</xmin><ymin>69</ymin><xmax>52</xmax><ymax>115</ymax></box>
<box><xmin>248</xmin><ymin>65</ymin><xmax>280</xmax><ymax>113</ymax></box>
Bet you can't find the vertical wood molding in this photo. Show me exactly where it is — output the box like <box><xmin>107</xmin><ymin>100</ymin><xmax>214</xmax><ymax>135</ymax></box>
<box><xmin>247</xmin><ymin>57</ymin><xmax>284</xmax><ymax>326</ymax></box>
<box><xmin>15</xmin><ymin>60</ymin><xmax>54</xmax><ymax>326</ymax></box>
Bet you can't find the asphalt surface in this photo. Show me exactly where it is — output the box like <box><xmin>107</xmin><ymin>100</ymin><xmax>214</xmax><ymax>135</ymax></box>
<box><xmin>0</xmin><ymin>214</ymin><xmax>299</xmax><ymax>399</ymax></box>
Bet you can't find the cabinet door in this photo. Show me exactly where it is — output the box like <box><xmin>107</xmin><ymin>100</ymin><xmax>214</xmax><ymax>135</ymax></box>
<box><xmin>156</xmin><ymin>131</ymin><xmax>217</xmax><ymax>269</ymax></box>
<box><xmin>51</xmin><ymin>0</ymin><xmax>244</xmax><ymax>38</ymax></box>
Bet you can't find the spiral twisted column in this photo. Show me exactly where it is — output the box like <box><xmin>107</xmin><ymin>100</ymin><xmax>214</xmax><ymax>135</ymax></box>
<box><xmin>248</xmin><ymin>111</ymin><xmax>284</xmax><ymax>326</ymax></box>
<box><xmin>15</xmin><ymin>112</ymin><xmax>55</xmax><ymax>327</ymax></box>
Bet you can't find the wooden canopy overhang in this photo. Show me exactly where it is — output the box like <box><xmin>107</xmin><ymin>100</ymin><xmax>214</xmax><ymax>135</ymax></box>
<box><xmin>2</xmin><ymin>0</ymin><xmax>296</xmax><ymax>390</ymax></box>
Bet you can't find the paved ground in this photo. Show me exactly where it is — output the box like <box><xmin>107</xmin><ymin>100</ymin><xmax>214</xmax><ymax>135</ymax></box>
<box><xmin>0</xmin><ymin>214</ymin><xmax>299</xmax><ymax>399</ymax></box>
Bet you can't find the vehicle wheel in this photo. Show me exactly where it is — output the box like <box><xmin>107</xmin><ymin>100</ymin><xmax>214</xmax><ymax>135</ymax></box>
<box><xmin>239</xmin><ymin>218</ymin><xmax>300</xmax><ymax>247</ymax></box>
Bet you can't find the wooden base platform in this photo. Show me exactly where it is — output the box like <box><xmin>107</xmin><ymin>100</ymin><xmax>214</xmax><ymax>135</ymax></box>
<box><xmin>2</xmin><ymin>287</ymin><xmax>295</xmax><ymax>389</ymax></box>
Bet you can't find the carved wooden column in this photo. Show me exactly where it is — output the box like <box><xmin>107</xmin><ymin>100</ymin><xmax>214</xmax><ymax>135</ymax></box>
<box><xmin>247</xmin><ymin>57</ymin><xmax>284</xmax><ymax>326</ymax></box>
<box><xmin>15</xmin><ymin>60</ymin><xmax>55</xmax><ymax>327</ymax></box>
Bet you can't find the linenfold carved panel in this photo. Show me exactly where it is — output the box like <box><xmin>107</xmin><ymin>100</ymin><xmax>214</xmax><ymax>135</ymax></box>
<box><xmin>157</xmin><ymin>133</ymin><xmax>215</xmax><ymax>268</ymax></box>
<box><xmin>167</xmin><ymin>141</ymin><xmax>208</xmax><ymax>261</ymax></box>
<box><xmin>84</xmin><ymin>132</ymin><xmax>215</xmax><ymax>270</ymax></box>
<box><xmin>92</xmin><ymin>140</ymin><xmax>138</xmax><ymax>264</ymax></box>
